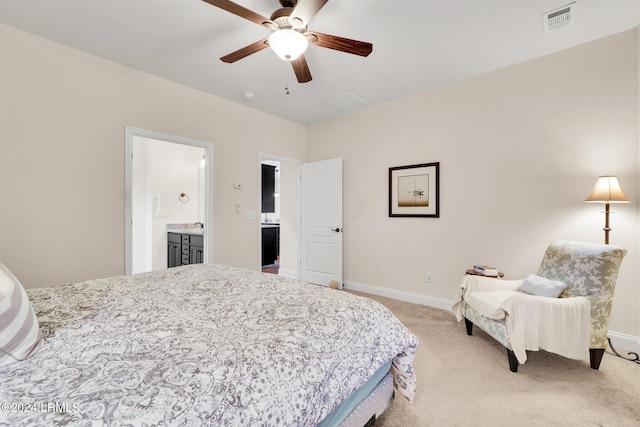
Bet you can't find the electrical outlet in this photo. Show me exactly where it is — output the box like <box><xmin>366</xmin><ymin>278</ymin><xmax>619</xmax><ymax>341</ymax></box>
<box><xmin>382</xmin><ymin>266</ymin><xmax>389</xmax><ymax>276</ymax></box>
<box><xmin>426</xmin><ymin>272</ymin><xmax>433</xmax><ymax>283</ymax></box>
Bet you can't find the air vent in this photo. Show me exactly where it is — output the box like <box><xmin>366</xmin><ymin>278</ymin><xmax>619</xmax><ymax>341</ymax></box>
<box><xmin>543</xmin><ymin>2</ymin><xmax>575</xmax><ymax>33</ymax></box>
<box><xmin>324</xmin><ymin>93</ymin><xmax>368</xmax><ymax>111</ymax></box>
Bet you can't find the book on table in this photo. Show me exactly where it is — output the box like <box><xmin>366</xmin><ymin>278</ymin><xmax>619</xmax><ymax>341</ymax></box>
<box><xmin>473</xmin><ymin>265</ymin><xmax>499</xmax><ymax>276</ymax></box>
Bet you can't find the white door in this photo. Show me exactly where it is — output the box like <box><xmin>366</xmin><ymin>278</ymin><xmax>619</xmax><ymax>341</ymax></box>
<box><xmin>300</xmin><ymin>158</ymin><xmax>343</xmax><ymax>287</ymax></box>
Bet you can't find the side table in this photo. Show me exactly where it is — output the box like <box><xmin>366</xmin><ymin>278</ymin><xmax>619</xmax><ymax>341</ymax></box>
<box><xmin>465</xmin><ymin>269</ymin><xmax>504</xmax><ymax>278</ymax></box>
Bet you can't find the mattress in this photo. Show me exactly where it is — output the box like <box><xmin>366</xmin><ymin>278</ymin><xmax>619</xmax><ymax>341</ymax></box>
<box><xmin>0</xmin><ymin>264</ymin><xmax>417</xmax><ymax>426</ymax></box>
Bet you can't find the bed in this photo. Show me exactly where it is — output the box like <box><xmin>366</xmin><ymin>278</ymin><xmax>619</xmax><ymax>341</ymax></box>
<box><xmin>0</xmin><ymin>263</ymin><xmax>418</xmax><ymax>426</ymax></box>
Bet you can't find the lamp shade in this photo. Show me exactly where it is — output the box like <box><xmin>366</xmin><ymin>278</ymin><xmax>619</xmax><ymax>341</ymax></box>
<box><xmin>268</xmin><ymin>29</ymin><xmax>308</xmax><ymax>61</ymax></box>
<box><xmin>584</xmin><ymin>176</ymin><xmax>630</xmax><ymax>203</ymax></box>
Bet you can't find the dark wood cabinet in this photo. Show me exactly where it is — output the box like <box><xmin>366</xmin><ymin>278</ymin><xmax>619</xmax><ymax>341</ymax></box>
<box><xmin>261</xmin><ymin>226</ymin><xmax>279</xmax><ymax>266</ymax></box>
<box><xmin>168</xmin><ymin>241</ymin><xmax>181</xmax><ymax>269</ymax></box>
<box><xmin>262</xmin><ymin>164</ymin><xmax>276</xmax><ymax>213</ymax></box>
<box><xmin>168</xmin><ymin>232</ymin><xmax>204</xmax><ymax>268</ymax></box>
<box><xmin>190</xmin><ymin>235</ymin><xmax>204</xmax><ymax>264</ymax></box>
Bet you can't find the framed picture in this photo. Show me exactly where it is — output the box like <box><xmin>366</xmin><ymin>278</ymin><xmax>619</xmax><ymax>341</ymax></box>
<box><xmin>389</xmin><ymin>162</ymin><xmax>439</xmax><ymax>217</ymax></box>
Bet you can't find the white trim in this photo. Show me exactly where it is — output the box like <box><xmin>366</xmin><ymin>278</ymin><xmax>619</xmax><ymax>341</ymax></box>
<box><xmin>343</xmin><ymin>280</ymin><xmax>454</xmax><ymax>311</ymax></box>
<box><xmin>608</xmin><ymin>331</ymin><xmax>640</xmax><ymax>355</ymax></box>
<box><xmin>278</xmin><ymin>268</ymin><xmax>298</xmax><ymax>279</ymax></box>
<box><xmin>125</xmin><ymin>126</ymin><xmax>214</xmax><ymax>275</ymax></box>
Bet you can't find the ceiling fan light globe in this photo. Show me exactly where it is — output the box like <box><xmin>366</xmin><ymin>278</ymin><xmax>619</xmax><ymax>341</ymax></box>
<box><xmin>269</xmin><ymin>29</ymin><xmax>308</xmax><ymax>61</ymax></box>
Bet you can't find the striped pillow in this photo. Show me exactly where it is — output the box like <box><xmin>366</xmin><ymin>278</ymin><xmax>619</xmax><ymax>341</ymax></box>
<box><xmin>0</xmin><ymin>262</ymin><xmax>42</xmax><ymax>366</ymax></box>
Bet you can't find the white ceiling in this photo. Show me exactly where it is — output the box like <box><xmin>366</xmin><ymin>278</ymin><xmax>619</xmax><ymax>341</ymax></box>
<box><xmin>1</xmin><ymin>0</ymin><xmax>639</xmax><ymax>124</ymax></box>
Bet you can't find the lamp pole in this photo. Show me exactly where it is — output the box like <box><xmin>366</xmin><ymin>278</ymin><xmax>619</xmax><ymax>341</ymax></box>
<box><xmin>603</xmin><ymin>202</ymin><xmax>610</xmax><ymax>245</ymax></box>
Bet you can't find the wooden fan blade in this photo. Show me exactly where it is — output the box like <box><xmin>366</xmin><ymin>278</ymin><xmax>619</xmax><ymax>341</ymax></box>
<box><xmin>202</xmin><ymin>0</ymin><xmax>270</xmax><ymax>26</ymax></box>
<box><xmin>291</xmin><ymin>55</ymin><xmax>312</xmax><ymax>83</ymax></box>
<box><xmin>290</xmin><ymin>0</ymin><xmax>329</xmax><ymax>28</ymax></box>
<box><xmin>220</xmin><ymin>38</ymin><xmax>269</xmax><ymax>63</ymax></box>
<box><xmin>310</xmin><ymin>31</ymin><xmax>372</xmax><ymax>57</ymax></box>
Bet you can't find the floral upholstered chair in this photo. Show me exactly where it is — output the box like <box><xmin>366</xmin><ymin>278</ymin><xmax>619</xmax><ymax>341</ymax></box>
<box><xmin>452</xmin><ymin>241</ymin><xmax>626</xmax><ymax>372</ymax></box>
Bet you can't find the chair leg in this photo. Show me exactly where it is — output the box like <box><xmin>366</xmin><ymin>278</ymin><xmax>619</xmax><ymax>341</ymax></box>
<box><xmin>590</xmin><ymin>348</ymin><xmax>605</xmax><ymax>370</ymax></box>
<box><xmin>506</xmin><ymin>348</ymin><xmax>518</xmax><ymax>372</ymax></box>
<box><xmin>464</xmin><ymin>318</ymin><xmax>473</xmax><ymax>336</ymax></box>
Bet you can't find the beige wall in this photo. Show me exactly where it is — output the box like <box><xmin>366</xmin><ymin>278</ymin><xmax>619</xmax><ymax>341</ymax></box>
<box><xmin>0</xmin><ymin>23</ymin><xmax>306</xmax><ymax>288</ymax></box>
<box><xmin>1</xmin><ymin>22</ymin><xmax>638</xmax><ymax>339</ymax></box>
<box><xmin>307</xmin><ymin>29</ymin><xmax>640</xmax><ymax>337</ymax></box>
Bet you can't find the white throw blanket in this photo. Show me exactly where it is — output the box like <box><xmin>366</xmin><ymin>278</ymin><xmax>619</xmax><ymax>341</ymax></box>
<box><xmin>452</xmin><ymin>275</ymin><xmax>523</xmax><ymax>321</ymax></box>
<box><xmin>501</xmin><ymin>292</ymin><xmax>590</xmax><ymax>363</ymax></box>
<box><xmin>452</xmin><ymin>275</ymin><xmax>591</xmax><ymax>364</ymax></box>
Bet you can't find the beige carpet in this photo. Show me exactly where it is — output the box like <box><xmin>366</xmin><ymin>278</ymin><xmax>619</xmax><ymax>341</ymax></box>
<box><xmin>349</xmin><ymin>291</ymin><xmax>640</xmax><ymax>427</ymax></box>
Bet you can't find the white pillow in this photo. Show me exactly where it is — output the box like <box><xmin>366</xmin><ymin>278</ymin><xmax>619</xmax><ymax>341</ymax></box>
<box><xmin>520</xmin><ymin>274</ymin><xmax>566</xmax><ymax>298</ymax></box>
<box><xmin>0</xmin><ymin>262</ymin><xmax>42</xmax><ymax>366</ymax></box>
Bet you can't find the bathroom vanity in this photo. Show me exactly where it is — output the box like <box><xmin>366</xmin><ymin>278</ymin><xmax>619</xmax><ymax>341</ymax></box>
<box><xmin>167</xmin><ymin>228</ymin><xmax>204</xmax><ymax>268</ymax></box>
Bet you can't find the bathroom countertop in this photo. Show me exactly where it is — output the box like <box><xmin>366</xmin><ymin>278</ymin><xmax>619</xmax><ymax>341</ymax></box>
<box><xmin>261</xmin><ymin>223</ymin><xmax>280</xmax><ymax>228</ymax></box>
<box><xmin>168</xmin><ymin>228</ymin><xmax>204</xmax><ymax>235</ymax></box>
<box><xmin>167</xmin><ymin>224</ymin><xmax>205</xmax><ymax>235</ymax></box>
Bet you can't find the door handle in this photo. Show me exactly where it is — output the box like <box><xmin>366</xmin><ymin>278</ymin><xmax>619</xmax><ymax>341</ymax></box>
<box><xmin>331</xmin><ymin>228</ymin><xmax>343</xmax><ymax>232</ymax></box>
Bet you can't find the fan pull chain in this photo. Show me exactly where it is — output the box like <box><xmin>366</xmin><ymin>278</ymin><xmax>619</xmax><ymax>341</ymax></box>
<box><xmin>284</xmin><ymin>63</ymin><xmax>291</xmax><ymax>95</ymax></box>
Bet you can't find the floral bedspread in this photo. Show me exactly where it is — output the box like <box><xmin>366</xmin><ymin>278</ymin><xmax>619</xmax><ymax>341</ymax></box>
<box><xmin>0</xmin><ymin>264</ymin><xmax>418</xmax><ymax>426</ymax></box>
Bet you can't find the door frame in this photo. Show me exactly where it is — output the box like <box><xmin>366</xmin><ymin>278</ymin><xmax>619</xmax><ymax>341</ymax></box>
<box><xmin>258</xmin><ymin>153</ymin><xmax>302</xmax><ymax>278</ymax></box>
<box><xmin>125</xmin><ymin>126</ymin><xmax>215</xmax><ymax>275</ymax></box>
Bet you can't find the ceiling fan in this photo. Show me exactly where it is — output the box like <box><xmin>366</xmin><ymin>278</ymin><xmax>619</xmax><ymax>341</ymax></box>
<box><xmin>202</xmin><ymin>0</ymin><xmax>373</xmax><ymax>83</ymax></box>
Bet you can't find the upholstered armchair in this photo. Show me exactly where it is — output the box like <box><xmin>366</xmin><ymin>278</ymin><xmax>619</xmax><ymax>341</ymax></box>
<box><xmin>452</xmin><ymin>241</ymin><xmax>626</xmax><ymax>372</ymax></box>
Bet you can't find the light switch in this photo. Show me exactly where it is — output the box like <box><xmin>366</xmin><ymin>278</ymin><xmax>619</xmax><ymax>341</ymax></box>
<box><xmin>245</xmin><ymin>210</ymin><xmax>256</xmax><ymax>220</ymax></box>
<box><xmin>235</xmin><ymin>203</ymin><xmax>241</xmax><ymax>214</ymax></box>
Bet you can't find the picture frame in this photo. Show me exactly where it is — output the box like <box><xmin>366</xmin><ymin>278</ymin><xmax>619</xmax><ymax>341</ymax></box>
<box><xmin>389</xmin><ymin>162</ymin><xmax>440</xmax><ymax>217</ymax></box>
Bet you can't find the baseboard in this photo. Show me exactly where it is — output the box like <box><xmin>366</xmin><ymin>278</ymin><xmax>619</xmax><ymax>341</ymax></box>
<box><xmin>343</xmin><ymin>280</ymin><xmax>454</xmax><ymax>311</ymax></box>
<box><xmin>278</xmin><ymin>268</ymin><xmax>298</xmax><ymax>279</ymax></box>
<box><xmin>343</xmin><ymin>280</ymin><xmax>640</xmax><ymax>354</ymax></box>
<box><xmin>608</xmin><ymin>331</ymin><xmax>640</xmax><ymax>355</ymax></box>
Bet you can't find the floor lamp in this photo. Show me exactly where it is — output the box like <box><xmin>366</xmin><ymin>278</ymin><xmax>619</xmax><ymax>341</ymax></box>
<box><xmin>584</xmin><ymin>176</ymin><xmax>629</xmax><ymax>244</ymax></box>
<box><xmin>584</xmin><ymin>176</ymin><xmax>638</xmax><ymax>363</ymax></box>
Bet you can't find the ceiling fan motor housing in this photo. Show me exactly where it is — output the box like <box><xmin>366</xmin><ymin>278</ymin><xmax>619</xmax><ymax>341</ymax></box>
<box><xmin>270</xmin><ymin>6</ymin><xmax>304</xmax><ymax>31</ymax></box>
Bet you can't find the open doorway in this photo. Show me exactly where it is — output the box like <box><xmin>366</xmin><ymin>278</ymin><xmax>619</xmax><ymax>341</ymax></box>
<box><xmin>125</xmin><ymin>127</ymin><xmax>214</xmax><ymax>275</ymax></box>
<box><xmin>261</xmin><ymin>159</ymin><xmax>280</xmax><ymax>274</ymax></box>
<box><xmin>259</xmin><ymin>154</ymin><xmax>300</xmax><ymax>278</ymax></box>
